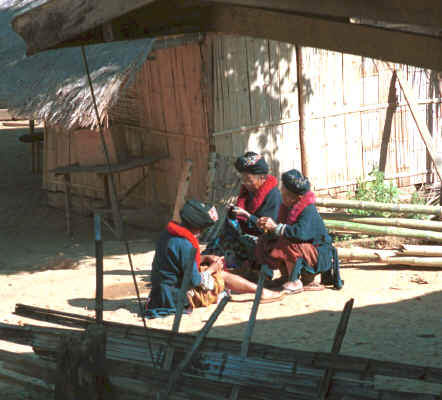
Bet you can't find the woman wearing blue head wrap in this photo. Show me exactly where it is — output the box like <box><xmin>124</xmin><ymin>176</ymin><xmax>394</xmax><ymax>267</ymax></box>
<box><xmin>256</xmin><ymin>169</ymin><xmax>343</xmax><ymax>293</ymax></box>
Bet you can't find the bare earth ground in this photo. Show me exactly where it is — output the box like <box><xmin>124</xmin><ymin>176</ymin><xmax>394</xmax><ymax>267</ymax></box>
<box><xmin>0</xmin><ymin>127</ymin><xmax>441</xmax><ymax>398</ymax></box>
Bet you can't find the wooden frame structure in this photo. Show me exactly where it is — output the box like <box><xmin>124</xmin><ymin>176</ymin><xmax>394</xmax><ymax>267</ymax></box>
<box><xmin>11</xmin><ymin>0</ymin><xmax>442</xmax><ymax>70</ymax></box>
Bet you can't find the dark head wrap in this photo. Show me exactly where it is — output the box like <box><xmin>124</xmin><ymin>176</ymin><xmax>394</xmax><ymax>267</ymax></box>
<box><xmin>282</xmin><ymin>169</ymin><xmax>310</xmax><ymax>195</ymax></box>
<box><xmin>180</xmin><ymin>199</ymin><xmax>218</xmax><ymax>229</ymax></box>
<box><xmin>234</xmin><ymin>152</ymin><xmax>269</xmax><ymax>175</ymax></box>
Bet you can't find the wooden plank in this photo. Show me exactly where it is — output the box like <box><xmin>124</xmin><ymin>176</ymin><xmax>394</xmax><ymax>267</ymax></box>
<box><xmin>63</xmin><ymin>174</ymin><xmax>72</xmax><ymax>236</ymax></box>
<box><xmin>210</xmin><ymin>5</ymin><xmax>442</xmax><ymax>71</ymax></box>
<box><xmin>172</xmin><ymin>160</ymin><xmax>193</xmax><ymax>221</ymax></box>
<box><xmin>51</xmin><ymin>154</ymin><xmax>167</xmax><ymax>175</ymax></box>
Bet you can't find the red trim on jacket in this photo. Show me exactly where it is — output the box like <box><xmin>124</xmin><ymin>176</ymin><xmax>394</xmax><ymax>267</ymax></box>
<box><xmin>167</xmin><ymin>221</ymin><xmax>200</xmax><ymax>269</ymax></box>
<box><xmin>278</xmin><ymin>191</ymin><xmax>316</xmax><ymax>224</ymax></box>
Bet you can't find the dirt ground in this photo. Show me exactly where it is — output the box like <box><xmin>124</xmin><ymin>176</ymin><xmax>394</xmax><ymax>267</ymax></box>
<box><xmin>0</xmin><ymin>126</ymin><xmax>441</xmax><ymax>398</ymax></box>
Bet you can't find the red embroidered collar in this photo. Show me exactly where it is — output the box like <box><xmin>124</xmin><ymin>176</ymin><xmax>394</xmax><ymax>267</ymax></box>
<box><xmin>278</xmin><ymin>191</ymin><xmax>316</xmax><ymax>224</ymax></box>
<box><xmin>236</xmin><ymin>175</ymin><xmax>278</xmax><ymax>220</ymax></box>
<box><xmin>167</xmin><ymin>221</ymin><xmax>200</xmax><ymax>269</ymax></box>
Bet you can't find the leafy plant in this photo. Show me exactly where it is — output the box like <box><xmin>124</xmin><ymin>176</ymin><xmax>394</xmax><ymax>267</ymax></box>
<box><xmin>346</xmin><ymin>169</ymin><xmax>399</xmax><ymax>217</ymax></box>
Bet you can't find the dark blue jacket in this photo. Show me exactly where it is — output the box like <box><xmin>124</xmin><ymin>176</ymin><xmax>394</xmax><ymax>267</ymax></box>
<box><xmin>148</xmin><ymin>230</ymin><xmax>201</xmax><ymax>310</ymax></box>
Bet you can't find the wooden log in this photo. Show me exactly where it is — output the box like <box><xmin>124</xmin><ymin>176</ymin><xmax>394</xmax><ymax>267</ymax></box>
<box><xmin>324</xmin><ymin>220</ymin><xmax>442</xmax><ymax>243</ymax></box>
<box><xmin>63</xmin><ymin>174</ymin><xmax>72</xmax><ymax>236</ymax></box>
<box><xmin>322</xmin><ymin>214</ymin><xmax>442</xmax><ymax>231</ymax></box>
<box><xmin>318</xmin><ymin>298</ymin><xmax>354</xmax><ymax>399</ymax></box>
<box><xmin>172</xmin><ymin>159</ymin><xmax>192</xmax><ymax>222</ymax></box>
<box><xmin>316</xmin><ymin>198</ymin><xmax>442</xmax><ymax>216</ymax></box>
<box><xmin>399</xmin><ymin>244</ymin><xmax>442</xmax><ymax>257</ymax></box>
<box><xmin>10</xmin><ymin>307</ymin><xmax>442</xmax><ymax>385</ymax></box>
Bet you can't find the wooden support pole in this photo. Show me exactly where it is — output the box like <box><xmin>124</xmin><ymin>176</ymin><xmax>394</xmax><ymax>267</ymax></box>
<box><xmin>394</xmin><ymin>68</ymin><xmax>442</xmax><ymax>182</ymax></box>
<box><xmin>162</xmin><ymin>294</ymin><xmax>231</xmax><ymax>399</ymax></box>
<box><xmin>296</xmin><ymin>45</ymin><xmax>309</xmax><ymax>178</ymax></box>
<box><xmin>162</xmin><ymin>247</ymin><xmax>198</xmax><ymax>370</ymax></box>
<box><xmin>94</xmin><ymin>214</ymin><xmax>104</xmax><ymax>324</ymax></box>
<box><xmin>63</xmin><ymin>173</ymin><xmax>72</xmax><ymax>236</ymax></box>
<box><xmin>379</xmin><ymin>71</ymin><xmax>397</xmax><ymax>173</ymax></box>
<box><xmin>105</xmin><ymin>173</ymin><xmax>123</xmax><ymax>240</ymax></box>
<box><xmin>318</xmin><ymin>298</ymin><xmax>354</xmax><ymax>400</ymax></box>
<box><xmin>230</xmin><ymin>264</ymin><xmax>273</xmax><ymax>400</ymax></box>
<box><xmin>172</xmin><ymin>159</ymin><xmax>193</xmax><ymax>222</ymax></box>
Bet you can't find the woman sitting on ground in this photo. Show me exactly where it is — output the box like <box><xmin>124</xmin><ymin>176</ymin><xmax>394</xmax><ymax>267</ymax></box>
<box><xmin>256</xmin><ymin>169</ymin><xmax>343</xmax><ymax>293</ymax></box>
<box><xmin>205</xmin><ymin>152</ymin><xmax>282</xmax><ymax>268</ymax></box>
<box><xmin>145</xmin><ymin>200</ymin><xmax>283</xmax><ymax>318</ymax></box>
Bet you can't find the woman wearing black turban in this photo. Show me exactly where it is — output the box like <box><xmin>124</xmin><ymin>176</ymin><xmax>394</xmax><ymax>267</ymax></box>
<box><xmin>204</xmin><ymin>152</ymin><xmax>282</xmax><ymax>268</ymax></box>
<box><xmin>145</xmin><ymin>200</ymin><xmax>284</xmax><ymax>318</ymax></box>
<box><xmin>256</xmin><ymin>169</ymin><xmax>343</xmax><ymax>293</ymax></box>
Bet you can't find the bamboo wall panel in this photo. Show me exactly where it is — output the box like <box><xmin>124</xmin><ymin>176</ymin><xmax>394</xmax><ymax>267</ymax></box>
<box><xmin>213</xmin><ymin>35</ymin><xmax>300</xmax><ymax>179</ymax></box>
<box><xmin>134</xmin><ymin>42</ymin><xmax>209</xmax><ymax>212</ymax></box>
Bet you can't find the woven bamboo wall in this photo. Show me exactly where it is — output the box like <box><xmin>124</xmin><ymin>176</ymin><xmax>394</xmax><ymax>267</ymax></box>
<box><xmin>211</xmin><ymin>35</ymin><xmax>442</xmax><ymax>195</ymax></box>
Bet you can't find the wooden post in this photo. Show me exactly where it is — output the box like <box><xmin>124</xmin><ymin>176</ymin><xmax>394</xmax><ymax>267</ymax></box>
<box><xmin>162</xmin><ymin>294</ymin><xmax>231</xmax><ymax>399</ymax></box>
<box><xmin>162</xmin><ymin>247</ymin><xmax>197</xmax><ymax>370</ymax></box>
<box><xmin>296</xmin><ymin>45</ymin><xmax>309</xmax><ymax>178</ymax></box>
<box><xmin>394</xmin><ymin>68</ymin><xmax>442</xmax><ymax>182</ymax></box>
<box><xmin>94</xmin><ymin>214</ymin><xmax>104</xmax><ymax>324</ymax></box>
<box><xmin>318</xmin><ymin>298</ymin><xmax>354</xmax><ymax>399</ymax></box>
<box><xmin>172</xmin><ymin>159</ymin><xmax>193</xmax><ymax>222</ymax></box>
<box><xmin>426</xmin><ymin>71</ymin><xmax>436</xmax><ymax>184</ymax></box>
<box><xmin>230</xmin><ymin>264</ymin><xmax>273</xmax><ymax>400</ymax></box>
<box><xmin>105</xmin><ymin>173</ymin><xmax>123</xmax><ymax>240</ymax></box>
<box><xmin>379</xmin><ymin>71</ymin><xmax>397</xmax><ymax>173</ymax></box>
<box><xmin>63</xmin><ymin>173</ymin><xmax>72</xmax><ymax>236</ymax></box>
<box><xmin>54</xmin><ymin>325</ymin><xmax>107</xmax><ymax>400</ymax></box>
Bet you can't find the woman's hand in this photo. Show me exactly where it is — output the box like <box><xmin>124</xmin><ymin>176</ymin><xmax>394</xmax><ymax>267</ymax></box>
<box><xmin>257</xmin><ymin>217</ymin><xmax>277</xmax><ymax>232</ymax></box>
<box><xmin>231</xmin><ymin>206</ymin><xmax>251</xmax><ymax>219</ymax></box>
<box><xmin>206</xmin><ymin>257</ymin><xmax>224</xmax><ymax>274</ymax></box>
<box><xmin>201</xmin><ymin>254</ymin><xmax>221</xmax><ymax>265</ymax></box>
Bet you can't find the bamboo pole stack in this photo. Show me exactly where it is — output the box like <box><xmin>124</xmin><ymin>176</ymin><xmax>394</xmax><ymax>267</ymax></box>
<box><xmin>317</xmin><ymin>198</ymin><xmax>442</xmax><ymax>268</ymax></box>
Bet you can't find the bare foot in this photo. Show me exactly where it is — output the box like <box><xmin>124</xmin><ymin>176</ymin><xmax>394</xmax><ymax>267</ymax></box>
<box><xmin>282</xmin><ymin>280</ymin><xmax>303</xmax><ymax>294</ymax></box>
<box><xmin>260</xmin><ymin>288</ymin><xmax>285</xmax><ymax>303</ymax></box>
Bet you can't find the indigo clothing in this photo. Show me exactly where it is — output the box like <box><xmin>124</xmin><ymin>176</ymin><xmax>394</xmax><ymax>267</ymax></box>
<box><xmin>204</xmin><ymin>185</ymin><xmax>282</xmax><ymax>266</ymax></box>
<box><xmin>148</xmin><ymin>230</ymin><xmax>201</xmax><ymax>311</ymax></box>
<box><xmin>235</xmin><ymin>185</ymin><xmax>282</xmax><ymax>236</ymax></box>
<box><xmin>276</xmin><ymin>203</ymin><xmax>343</xmax><ymax>289</ymax></box>
<box><xmin>235</xmin><ymin>152</ymin><xmax>269</xmax><ymax>175</ymax></box>
<box><xmin>180</xmin><ymin>199</ymin><xmax>217</xmax><ymax>229</ymax></box>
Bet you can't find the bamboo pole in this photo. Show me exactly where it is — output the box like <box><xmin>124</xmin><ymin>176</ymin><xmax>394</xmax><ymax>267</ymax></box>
<box><xmin>383</xmin><ymin>256</ymin><xmax>442</xmax><ymax>267</ymax></box>
<box><xmin>322</xmin><ymin>214</ymin><xmax>442</xmax><ymax>231</ymax></box>
<box><xmin>337</xmin><ymin>247</ymin><xmax>397</xmax><ymax>261</ymax></box>
<box><xmin>316</xmin><ymin>198</ymin><xmax>442</xmax><ymax>216</ymax></box>
<box><xmin>325</xmin><ymin>219</ymin><xmax>442</xmax><ymax>243</ymax></box>
<box><xmin>172</xmin><ymin>159</ymin><xmax>193</xmax><ymax>222</ymax></box>
<box><xmin>400</xmin><ymin>244</ymin><xmax>442</xmax><ymax>257</ymax></box>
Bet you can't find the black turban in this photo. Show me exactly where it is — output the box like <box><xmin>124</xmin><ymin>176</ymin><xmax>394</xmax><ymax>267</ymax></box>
<box><xmin>234</xmin><ymin>152</ymin><xmax>269</xmax><ymax>175</ymax></box>
<box><xmin>180</xmin><ymin>199</ymin><xmax>218</xmax><ymax>229</ymax></box>
<box><xmin>282</xmin><ymin>169</ymin><xmax>310</xmax><ymax>195</ymax></box>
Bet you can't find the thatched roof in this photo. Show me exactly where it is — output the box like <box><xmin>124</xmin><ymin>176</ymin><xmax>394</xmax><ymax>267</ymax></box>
<box><xmin>0</xmin><ymin>0</ymin><xmax>154</xmax><ymax>128</ymax></box>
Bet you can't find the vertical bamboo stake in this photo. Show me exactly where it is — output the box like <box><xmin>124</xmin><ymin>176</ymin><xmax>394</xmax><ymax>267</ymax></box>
<box><xmin>63</xmin><ymin>174</ymin><xmax>72</xmax><ymax>236</ymax></box>
<box><xmin>230</xmin><ymin>264</ymin><xmax>273</xmax><ymax>400</ymax></box>
<box><xmin>318</xmin><ymin>298</ymin><xmax>354</xmax><ymax>399</ymax></box>
<box><xmin>94</xmin><ymin>213</ymin><xmax>104</xmax><ymax>324</ymax></box>
<box><xmin>162</xmin><ymin>294</ymin><xmax>231</xmax><ymax>399</ymax></box>
<box><xmin>296</xmin><ymin>45</ymin><xmax>309</xmax><ymax>178</ymax></box>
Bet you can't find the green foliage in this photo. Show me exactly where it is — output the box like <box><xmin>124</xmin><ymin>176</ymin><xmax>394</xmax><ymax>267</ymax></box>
<box><xmin>346</xmin><ymin>169</ymin><xmax>399</xmax><ymax>217</ymax></box>
<box><xmin>408</xmin><ymin>189</ymin><xmax>430</xmax><ymax>220</ymax></box>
